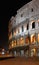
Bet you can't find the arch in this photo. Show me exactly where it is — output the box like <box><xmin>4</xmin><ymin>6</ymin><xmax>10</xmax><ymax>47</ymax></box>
<box><xmin>30</xmin><ymin>34</ymin><xmax>36</xmax><ymax>44</ymax></box>
<box><xmin>32</xmin><ymin>22</ymin><xmax>35</xmax><ymax>29</ymax></box>
<box><xmin>25</xmin><ymin>36</ymin><xmax>29</xmax><ymax>44</ymax></box>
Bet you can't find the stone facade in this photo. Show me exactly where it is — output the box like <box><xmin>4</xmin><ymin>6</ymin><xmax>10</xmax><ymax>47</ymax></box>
<box><xmin>8</xmin><ymin>0</ymin><xmax>39</xmax><ymax>57</ymax></box>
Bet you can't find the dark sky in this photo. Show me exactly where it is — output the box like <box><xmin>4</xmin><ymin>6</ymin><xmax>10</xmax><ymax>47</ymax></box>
<box><xmin>0</xmin><ymin>0</ymin><xmax>32</xmax><ymax>49</ymax></box>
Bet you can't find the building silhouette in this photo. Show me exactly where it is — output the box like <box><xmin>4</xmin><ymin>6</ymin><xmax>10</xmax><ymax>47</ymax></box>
<box><xmin>8</xmin><ymin>0</ymin><xmax>39</xmax><ymax>57</ymax></box>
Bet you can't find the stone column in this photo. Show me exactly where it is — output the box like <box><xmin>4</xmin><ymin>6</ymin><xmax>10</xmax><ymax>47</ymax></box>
<box><xmin>21</xmin><ymin>50</ymin><xmax>24</xmax><ymax>56</ymax></box>
<box><xmin>36</xmin><ymin>33</ymin><xmax>38</xmax><ymax>45</ymax></box>
<box><xmin>23</xmin><ymin>35</ymin><xmax>26</xmax><ymax>45</ymax></box>
<box><xmin>14</xmin><ymin>51</ymin><xmax>16</xmax><ymax>56</ymax></box>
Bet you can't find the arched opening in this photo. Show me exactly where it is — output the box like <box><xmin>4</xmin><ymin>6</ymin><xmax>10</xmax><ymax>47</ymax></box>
<box><xmin>20</xmin><ymin>37</ymin><xmax>25</xmax><ymax>46</ymax></box>
<box><xmin>27</xmin><ymin>23</ymin><xmax>29</xmax><ymax>30</ymax></box>
<box><xmin>13</xmin><ymin>40</ymin><xmax>17</xmax><ymax>47</ymax></box>
<box><xmin>32</xmin><ymin>22</ymin><xmax>35</xmax><ymax>29</ymax></box>
<box><xmin>30</xmin><ymin>34</ymin><xmax>36</xmax><ymax>44</ymax></box>
<box><xmin>17</xmin><ymin>39</ymin><xmax>20</xmax><ymax>46</ymax></box>
<box><xmin>31</xmin><ymin>48</ymin><xmax>36</xmax><ymax>57</ymax></box>
<box><xmin>25</xmin><ymin>36</ymin><xmax>29</xmax><ymax>44</ymax></box>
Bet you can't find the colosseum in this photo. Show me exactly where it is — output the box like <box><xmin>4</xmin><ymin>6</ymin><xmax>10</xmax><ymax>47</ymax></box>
<box><xmin>8</xmin><ymin>0</ymin><xmax>39</xmax><ymax>57</ymax></box>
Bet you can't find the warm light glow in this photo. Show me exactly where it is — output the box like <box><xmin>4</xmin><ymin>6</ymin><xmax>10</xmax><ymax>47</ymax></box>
<box><xmin>16</xmin><ymin>29</ymin><xmax>18</xmax><ymax>34</ymax></box>
<box><xmin>9</xmin><ymin>32</ymin><xmax>12</xmax><ymax>40</ymax></box>
<box><xmin>31</xmin><ymin>34</ymin><xmax>36</xmax><ymax>44</ymax></box>
<box><xmin>20</xmin><ymin>37</ymin><xmax>25</xmax><ymax>45</ymax></box>
<box><xmin>33</xmin><ymin>49</ymin><xmax>35</xmax><ymax>52</ymax></box>
<box><xmin>38</xmin><ymin>34</ymin><xmax>39</xmax><ymax>42</ymax></box>
<box><xmin>12</xmin><ymin>41</ymin><xmax>14</xmax><ymax>47</ymax></box>
<box><xmin>25</xmin><ymin>37</ymin><xmax>29</xmax><ymax>44</ymax></box>
<box><xmin>31</xmin><ymin>48</ymin><xmax>36</xmax><ymax>56</ymax></box>
<box><xmin>12</xmin><ymin>44</ymin><xmax>13</xmax><ymax>47</ymax></box>
<box><xmin>38</xmin><ymin>19</ymin><xmax>39</xmax><ymax>22</ymax></box>
<box><xmin>32</xmin><ymin>49</ymin><xmax>36</xmax><ymax>54</ymax></box>
<box><xmin>14</xmin><ymin>31</ymin><xmax>16</xmax><ymax>36</ymax></box>
<box><xmin>13</xmin><ymin>40</ymin><xmax>16</xmax><ymax>46</ymax></box>
<box><xmin>17</xmin><ymin>39</ymin><xmax>20</xmax><ymax>46</ymax></box>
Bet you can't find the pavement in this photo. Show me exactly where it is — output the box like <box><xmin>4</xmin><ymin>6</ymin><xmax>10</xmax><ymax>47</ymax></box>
<box><xmin>0</xmin><ymin>56</ymin><xmax>39</xmax><ymax>65</ymax></box>
<box><xmin>0</xmin><ymin>54</ymin><xmax>15</xmax><ymax>60</ymax></box>
<box><xmin>0</xmin><ymin>55</ymin><xmax>12</xmax><ymax>57</ymax></box>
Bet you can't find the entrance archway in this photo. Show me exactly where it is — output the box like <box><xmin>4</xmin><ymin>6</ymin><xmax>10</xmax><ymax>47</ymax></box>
<box><xmin>30</xmin><ymin>48</ymin><xmax>36</xmax><ymax>57</ymax></box>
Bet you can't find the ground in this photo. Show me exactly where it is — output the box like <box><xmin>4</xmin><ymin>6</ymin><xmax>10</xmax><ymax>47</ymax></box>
<box><xmin>0</xmin><ymin>57</ymin><xmax>39</xmax><ymax>65</ymax></box>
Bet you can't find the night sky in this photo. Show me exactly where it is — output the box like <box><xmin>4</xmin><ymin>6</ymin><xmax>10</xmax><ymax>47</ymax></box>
<box><xmin>0</xmin><ymin>0</ymin><xmax>31</xmax><ymax>49</ymax></box>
